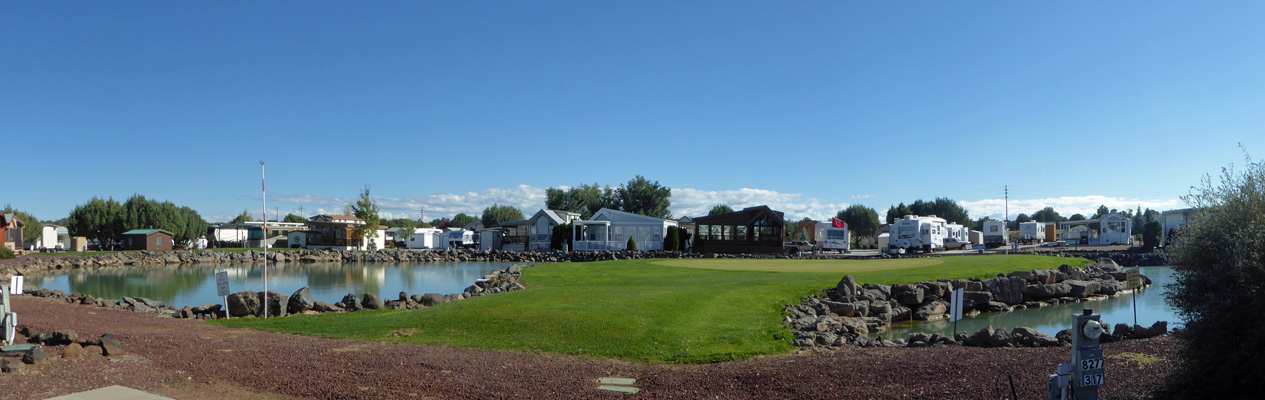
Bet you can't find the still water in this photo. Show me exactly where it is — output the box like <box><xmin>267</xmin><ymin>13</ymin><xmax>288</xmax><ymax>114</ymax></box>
<box><xmin>27</xmin><ymin>261</ymin><xmax>515</xmax><ymax>308</ymax></box>
<box><xmin>875</xmin><ymin>266</ymin><xmax>1182</xmax><ymax>339</ymax></box>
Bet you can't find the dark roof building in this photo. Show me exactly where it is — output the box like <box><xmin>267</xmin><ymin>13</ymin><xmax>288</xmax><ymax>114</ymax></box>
<box><xmin>691</xmin><ymin>205</ymin><xmax>786</xmax><ymax>254</ymax></box>
<box><xmin>121</xmin><ymin>229</ymin><xmax>174</xmax><ymax>251</ymax></box>
<box><xmin>1</xmin><ymin>213</ymin><xmax>25</xmax><ymax>251</ymax></box>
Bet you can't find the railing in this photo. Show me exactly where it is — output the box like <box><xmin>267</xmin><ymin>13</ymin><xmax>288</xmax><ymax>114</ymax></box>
<box><xmin>503</xmin><ymin>235</ymin><xmax>527</xmax><ymax>245</ymax></box>
<box><xmin>573</xmin><ymin>241</ymin><xmax>625</xmax><ymax>251</ymax></box>
<box><xmin>573</xmin><ymin>240</ymin><xmax>664</xmax><ymax>251</ymax></box>
<box><xmin>529</xmin><ymin>233</ymin><xmax>552</xmax><ymax>241</ymax></box>
<box><xmin>307</xmin><ymin>237</ymin><xmax>355</xmax><ymax>247</ymax></box>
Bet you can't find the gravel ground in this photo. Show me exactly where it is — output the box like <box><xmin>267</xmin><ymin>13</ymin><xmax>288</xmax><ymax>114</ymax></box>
<box><xmin>4</xmin><ymin>295</ymin><xmax>1177</xmax><ymax>399</ymax></box>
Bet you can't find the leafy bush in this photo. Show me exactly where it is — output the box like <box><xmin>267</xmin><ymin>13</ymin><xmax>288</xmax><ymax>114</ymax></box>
<box><xmin>664</xmin><ymin>228</ymin><xmax>679</xmax><ymax>251</ymax></box>
<box><xmin>0</xmin><ymin>246</ymin><xmax>14</xmax><ymax>260</ymax></box>
<box><xmin>626</xmin><ymin>237</ymin><xmax>637</xmax><ymax>251</ymax></box>
<box><xmin>551</xmin><ymin>223</ymin><xmax>574</xmax><ymax>251</ymax></box>
<box><xmin>1166</xmin><ymin>153</ymin><xmax>1265</xmax><ymax>397</ymax></box>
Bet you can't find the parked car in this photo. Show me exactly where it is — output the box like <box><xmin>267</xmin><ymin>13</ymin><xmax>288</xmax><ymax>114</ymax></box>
<box><xmin>785</xmin><ymin>241</ymin><xmax>814</xmax><ymax>254</ymax></box>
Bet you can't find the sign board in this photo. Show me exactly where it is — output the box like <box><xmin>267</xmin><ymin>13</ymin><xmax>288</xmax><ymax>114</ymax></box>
<box><xmin>215</xmin><ymin>271</ymin><xmax>230</xmax><ymax>297</ymax></box>
<box><xmin>950</xmin><ymin>288</ymin><xmax>964</xmax><ymax>322</ymax></box>
<box><xmin>1077</xmin><ymin>347</ymin><xmax>1106</xmax><ymax>387</ymax></box>
<box><xmin>8</xmin><ymin>276</ymin><xmax>22</xmax><ymax>295</ymax></box>
<box><xmin>1125</xmin><ymin>268</ymin><xmax>1142</xmax><ymax>289</ymax></box>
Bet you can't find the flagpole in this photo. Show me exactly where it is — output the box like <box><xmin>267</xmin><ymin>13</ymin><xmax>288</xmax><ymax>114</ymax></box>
<box><xmin>261</xmin><ymin>161</ymin><xmax>268</xmax><ymax>319</ymax></box>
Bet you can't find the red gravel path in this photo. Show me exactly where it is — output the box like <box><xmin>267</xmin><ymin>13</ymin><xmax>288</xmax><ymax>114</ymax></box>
<box><xmin>3</xmin><ymin>296</ymin><xmax>1176</xmax><ymax>399</ymax></box>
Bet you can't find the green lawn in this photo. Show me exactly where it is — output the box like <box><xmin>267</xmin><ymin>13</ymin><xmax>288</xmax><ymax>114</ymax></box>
<box><xmin>213</xmin><ymin>255</ymin><xmax>1085</xmax><ymax>363</ymax></box>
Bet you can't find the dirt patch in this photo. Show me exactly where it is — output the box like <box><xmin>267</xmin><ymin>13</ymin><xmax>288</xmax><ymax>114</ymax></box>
<box><xmin>5</xmin><ymin>295</ymin><xmax>1178</xmax><ymax>399</ymax></box>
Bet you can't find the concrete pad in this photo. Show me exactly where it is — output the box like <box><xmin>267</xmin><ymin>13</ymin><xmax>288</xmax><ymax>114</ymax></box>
<box><xmin>597</xmin><ymin>385</ymin><xmax>641</xmax><ymax>394</ymax></box>
<box><xmin>44</xmin><ymin>385</ymin><xmax>173</xmax><ymax>400</ymax></box>
<box><xmin>598</xmin><ymin>377</ymin><xmax>636</xmax><ymax>385</ymax></box>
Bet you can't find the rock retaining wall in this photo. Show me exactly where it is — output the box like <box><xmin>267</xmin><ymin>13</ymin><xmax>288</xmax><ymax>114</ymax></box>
<box><xmin>787</xmin><ymin>259</ymin><xmax>1168</xmax><ymax>349</ymax></box>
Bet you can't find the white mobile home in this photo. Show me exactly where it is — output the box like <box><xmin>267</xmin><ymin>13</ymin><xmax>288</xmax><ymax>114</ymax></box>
<box><xmin>889</xmin><ymin>215</ymin><xmax>948</xmax><ymax>253</ymax></box>
<box><xmin>573</xmin><ymin>208</ymin><xmax>677</xmax><ymax>251</ymax></box>
<box><xmin>944</xmin><ymin>223</ymin><xmax>970</xmax><ymax>250</ymax></box>
<box><xmin>1018</xmin><ymin>222</ymin><xmax>1045</xmax><ymax>245</ymax></box>
<box><xmin>813</xmin><ymin>222</ymin><xmax>850</xmax><ymax>252</ymax></box>
<box><xmin>1058</xmin><ymin>213</ymin><xmax>1132</xmax><ymax>246</ymax></box>
<box><xmin>38</xmin><ymin>225</ymin><xmax>70</xmax><ymax>250</ymax></box>
<box><xmin>401</xmin><ymin>228</ymin><xmax>443</xmax><ymax>249</ymax></box>
<box><xmin>982</xmin><ymin>220</ymin><xmax>1008</xmax><ymax>248</ymax></box>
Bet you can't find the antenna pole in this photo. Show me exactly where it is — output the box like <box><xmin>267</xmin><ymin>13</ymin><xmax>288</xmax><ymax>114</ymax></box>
<box><xmin>261</xmin><ymin>161</ymin><xmax>268</xmax><ymax>319</ymax></box>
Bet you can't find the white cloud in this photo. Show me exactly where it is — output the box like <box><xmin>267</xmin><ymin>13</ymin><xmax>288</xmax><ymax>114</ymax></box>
<box><xmin>958</xmin><ymin>195</ymin><xmax>1183</xmax><ymax>220</ymax></box>
<box><xmin>851</xmin><ymin>194</ymin><xmax>874</xmax><ymax>199</ymax></box>
<box><xmin>268</xmin><ymin>185</ymin><xmax>548</xmax><ymax>221</ymax></box>
<box><xmin>671</xmin><ymin>188</ymin><xmax>846</xmax><ymax>221</ymax></box>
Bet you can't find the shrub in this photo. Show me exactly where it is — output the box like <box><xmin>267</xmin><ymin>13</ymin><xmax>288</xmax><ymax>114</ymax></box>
<box><xmin>1166</xmin><ymin>153</ymin><xmax>1265</xmax><ymax>397</ymax></box>
<box><xmin>1141</xmin><ymin>221</ymin><xmax>1162</xmax><ymax>250</ymax></box>
<box><xmin>0</xmin><ymin>247</ymin><xmax>14</xmax><ymax>260</ymax></box>
<box><xmin>664</xmin><ymin>228</ymin><xmax>679</xmax><ymax>251</ymax></box>
<box><xmin>551</xmin><ymin>223</ymin><xmax>573</xmax><ymax>251</ymax></box>
<box><xmin>626</xmin><ymin>237</ymin><xmax>638</xmax><ymax>251</ymax></box>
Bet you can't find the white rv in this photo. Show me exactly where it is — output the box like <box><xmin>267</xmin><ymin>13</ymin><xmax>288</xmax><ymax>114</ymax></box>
<box><xmin>1018</xmin><ymin>222</ymin><xmax>1046</xmax><ymax>245</ymax></box>
<box><xmin>889</xmin><ymin>215</ymin><xmax>948</xmax><ymax>253</ymax></box>
<box><xmin>982</xmin><ymin>220</ymin><xmax>1008</xmax><ymax>248</ymax></box>
<box><xmin>943</xmin><ymin>223</ymin><xmax>971</xmax><ymax>250</ymax></box>
<box><xmin>403</xmin><ymin>228</ymin><xmax>443</xmax><ymax>249</ymax></box>
<box><xmin>441</xmin><ymin>229</ymin><xmax>475</xmax><ymax>249</ymax></box>
<box><xmin>813</xmin><ymin>222</ymin><xmax>850</xmax><ymax>252</ymax></box>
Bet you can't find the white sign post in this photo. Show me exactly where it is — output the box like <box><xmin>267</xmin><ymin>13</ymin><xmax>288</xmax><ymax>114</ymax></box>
<box><xmin>950</xmin><ymin>288</ymin><xmax>964</xmax><ymax>334</ymax></box>
<box><xmin>9</xmin><ymin>276</ymin><xmax>22</xmax><ymax>295</ymax></box>
<box><xmin>215</xmin><ymin>271</ymin><xmax>230</xmax><ymax>319</ymax></box>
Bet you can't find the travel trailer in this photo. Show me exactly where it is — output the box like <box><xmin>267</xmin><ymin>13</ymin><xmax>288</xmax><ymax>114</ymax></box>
<box><xmin>888</xmin><ymin>215</ymin><xmax>948</xmax><ymax>253</ymax></box>
<box><xmin>1019</xmin><ymin>221</ymin><xmax>1046</xmax><ymax>245</ymax></box>
<box><xmin>982</xmin><ymin>220</ymin><xmax>1008</xmax><ymax>248</ymax></box>
<box><xmin>943</xmin><ymin>223</ymin><xmax>971</xmax><ymax>250</ymax></box>
<box><xmin>813</xmin><ymin>222</ymin><xmax>850</xmax><ymax>252</ymax></box>
<box><xmin>442</xmin><ymin>229</ymin><xmax>475</xmax><ymax>249</ymax></box>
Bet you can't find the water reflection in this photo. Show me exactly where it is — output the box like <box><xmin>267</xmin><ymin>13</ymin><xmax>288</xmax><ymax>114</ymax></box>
<box><xmin>27</xmin><ymin>261</ymin><xmax>514</xmax><ymax>307</ymax></box>
<box><xmin>875</xmin><ymin>266</ymin><xmax>1182</xmax><ymax>338</ymax></box>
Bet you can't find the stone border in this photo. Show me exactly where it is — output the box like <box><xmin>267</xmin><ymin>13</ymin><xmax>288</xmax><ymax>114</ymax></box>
<box><xmin>786</xmin><ymin>258</ymin><xmax>1170</xmax><ymax>349</ymax></box>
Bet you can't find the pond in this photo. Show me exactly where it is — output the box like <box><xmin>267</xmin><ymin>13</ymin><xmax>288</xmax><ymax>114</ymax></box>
<box><xmin>26</xmin><ymin>261</ymin><xmax>516</xmax><ymax>308</ymax></box>
<box><xmin>874</xmin><ymin>266</ymin><xmax>1183</xmax><ymax>339</ymax></box>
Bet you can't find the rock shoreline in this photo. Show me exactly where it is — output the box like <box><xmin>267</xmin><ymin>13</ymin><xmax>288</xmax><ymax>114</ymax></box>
<box><xmin>787</xmin><ymin>258</ymin><xmax>1169</xmax><ymax>349</ymax></box>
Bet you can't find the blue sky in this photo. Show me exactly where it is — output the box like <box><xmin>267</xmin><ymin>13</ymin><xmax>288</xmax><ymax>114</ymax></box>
<box><xmin>4</xmin><ymin>2</ymin><xmax>1263</xmax><ymax>223</ymax></box>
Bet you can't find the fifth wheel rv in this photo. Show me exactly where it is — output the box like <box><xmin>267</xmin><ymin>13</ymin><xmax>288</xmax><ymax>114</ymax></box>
<box><xmin>814</xmin><ymin>222</ymin><xmax>851</xmax><ymax>252</ymax></box>
<box><xmin>889</xmin><ymin>215</ymin><xmax>948</xmax><ymax>253</ymax></box>
<box><xmin>1018</xmin><ymin>221</ymin><xmax>1046</xmax><ymax>245</ymax></box>
<box><xmin>982</xmin><ymin>220</ymin><xmax>1008</xmax><ymax>248</ymax></box>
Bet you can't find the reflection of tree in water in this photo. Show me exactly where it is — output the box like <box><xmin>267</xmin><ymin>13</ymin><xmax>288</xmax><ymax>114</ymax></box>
<box><xmin>295</xmin><ymin>263</ymin><xmax>385</xmax><ymax>295</ymax></box>
<box><xmin>60</xmin><ymin>265</ymin><xmax>213</xmax><ymax>304</ymax></box>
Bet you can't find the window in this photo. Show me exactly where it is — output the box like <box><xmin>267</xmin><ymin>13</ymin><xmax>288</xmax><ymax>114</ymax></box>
<box><xmin>736</xmin><ymin>225</ymin><xmax>747</xmax><ymax>240</ymax></box>
<box><xmin>157</xmin><ymin>237</ymin><xmax>163</xmax><ymax>245</ymax></box>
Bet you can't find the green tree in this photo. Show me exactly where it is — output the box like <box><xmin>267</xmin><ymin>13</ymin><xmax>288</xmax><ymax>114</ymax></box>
<box><xmin>66</xmin><ymin>197</ymin><xmax>125</xmax><ymax>250</ymax></box>
<box><xmin>2</xmin><ymin>205</ymin><xmax>42</xmax><ymax>246</ymax></box>
<box><xmin>546</xmin><ymin>183</ymin><xmax>620</xmax><ymax>219</ymax></box>
<box><xmin>450</xmin><ymin>213</ymin><xmax>479</xmax><ymax>228</ymax></box>
<box><xmin>230</xmin><ymin>210</ymin><xmax>254</xmax><ymax>224</ymax></box>
<box><xmin>836</xmin><ymin>204</ymin><xmax>880</xmax><ymax>238</ymax></box>
<box><xmin>707</xmin><ymin>204</ymin><xmax>734</xmax><ymax>216</ymax></box>
<box><xmin>626</xmin><ymin>236</ymin><xmax>638</xmax><ymax>251</ymax></box>
<box><xmin>1166</xmin><ymin>154</ymin><xmax>1265</xmax><ymax>397</ymax></box>
<box><xmin>1031</xmin><ymin>207</ymin><xmax>1063</xmax><ymax>223</ymax></box>
<box><xmin>1093</xmin><ymin>205</ymin><xmax>1110</xmax><ymax>219</ymax></box>
<box><xmin>481</xmin><ymin>203</ymin><xmax>525</xmax><ymax>228</ymax></box>
<box><xmin>1069</xmin><ymin>213</ymin><xmax>1086</xmax><ymax>221</ymax></box>
<box><xmin>283</xmin><ymin>213</ymin><xmax>306</xmax><ymax>223</ymax></box>
<box><xmin>351</xmin><ymin>186</ymin><xmax>381</xmax><ymax>250</ymax></box>
<box><xmin>886</xmin><ymin>203</ymin><xmax>913</xmax><ymax>224</ymax></box>
<box><xmin>617</xmin><ymin>175</ymin><xmax>672</xmax><ymax>218</ymax></box>
<box><xmin>1141</xmin><ymin>221</ymin><xmax>1161</xmax><ymax>250</ymax></box>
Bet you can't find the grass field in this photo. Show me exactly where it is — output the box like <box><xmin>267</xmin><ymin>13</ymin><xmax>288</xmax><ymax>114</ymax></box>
<box><xmin>215</xmin><ymin>255</ymin><xmax>1085</xmax><ymax>363</ymax></box>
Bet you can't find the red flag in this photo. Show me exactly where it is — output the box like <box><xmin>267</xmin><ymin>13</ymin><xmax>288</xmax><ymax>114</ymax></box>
<box><xmin>832</xmin><ymin>218</ymin><xmax>846</xmax><ymax>229</ymax></box>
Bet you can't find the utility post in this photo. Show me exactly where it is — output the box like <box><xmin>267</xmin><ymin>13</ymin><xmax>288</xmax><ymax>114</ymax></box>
<box><xmin>1049</xmin><ymin>308</ymin><xmax>1106</xmax><ymax>400</ymax></box>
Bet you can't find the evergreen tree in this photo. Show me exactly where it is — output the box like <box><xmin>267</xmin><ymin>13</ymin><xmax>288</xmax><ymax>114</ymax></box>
<box><xmin>351</xmin><ymin>186</ymin><xmax>381</xmax><ymax>250</ymax></box>
<box><xmin>707</xmin><ymin>204</ymin><xmax>734</xmax><ymax>216</ymax></box>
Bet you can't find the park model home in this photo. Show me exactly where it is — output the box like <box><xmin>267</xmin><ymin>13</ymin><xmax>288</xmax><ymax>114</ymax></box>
<box><xmin>500</xmin><ymin>209</ymin><xmax>583</xmax><ymax>252</ymax></box>
<box><xmin>1</xmin><ymin>213</ymin><xmax>25</xmax><ymax>251</ymax></box>
<box><xmin>1059</xmin><ymin>212</ymin><xmax>1132</xmax><ymax>246</ymax></box>
<box><xmin>572</xmin><ymin>208</ymin><xmax>676</xmax><ymax>251</ymax></box>
<box><xmin>288</xmin><ymin>215</ymin><xmax>386</xmax><ymax>251</ymax></box>
<box><xmin>692</xmin><ymin>205</ymin><xmax>787</xmax><ymax>254</ymax></box>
